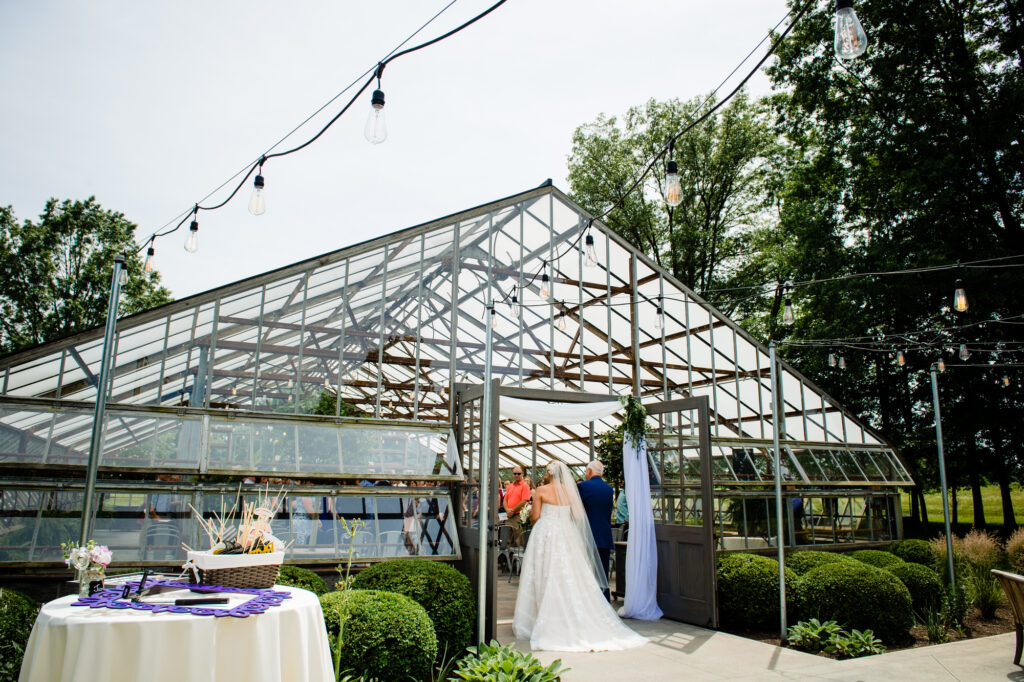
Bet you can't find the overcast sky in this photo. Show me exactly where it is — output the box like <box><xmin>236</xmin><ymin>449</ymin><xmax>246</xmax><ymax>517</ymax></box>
<box><xmin>1</xmin><ymin>0</ymin><xmax>790</xmax><ymax>300</ymax></box>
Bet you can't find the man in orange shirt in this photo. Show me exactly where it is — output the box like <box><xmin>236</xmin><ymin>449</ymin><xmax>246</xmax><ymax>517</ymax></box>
<box><xmin>503</xmin><ymin>466</ymin><xmax>531</xmax><ymax>547</ymax></box>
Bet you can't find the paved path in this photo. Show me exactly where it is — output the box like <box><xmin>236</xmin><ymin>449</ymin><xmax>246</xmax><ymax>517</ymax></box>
<box><xmin>497</xmin><ymin>618</ymin><xmax>1022</xmax><ymax>681</ymax></box>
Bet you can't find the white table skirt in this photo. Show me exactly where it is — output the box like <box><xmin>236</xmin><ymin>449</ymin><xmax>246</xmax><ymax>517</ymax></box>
<box><xmin>19</xmin><ymin>585</ymin><xmax>333</xmax><ymax>682</ymax></box>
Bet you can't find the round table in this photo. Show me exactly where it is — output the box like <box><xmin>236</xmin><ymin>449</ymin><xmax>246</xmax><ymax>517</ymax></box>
<box><xmin>18</xmin><ymin>585</ymin><xmax>333</xmax><ymax>682</ymax></box>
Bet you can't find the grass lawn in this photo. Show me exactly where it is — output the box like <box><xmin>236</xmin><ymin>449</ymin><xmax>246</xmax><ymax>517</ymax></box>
<box><xmin>900</xmin><ymin>484</ymin><xmax>1024</xmax><ymax>525</ymax></box>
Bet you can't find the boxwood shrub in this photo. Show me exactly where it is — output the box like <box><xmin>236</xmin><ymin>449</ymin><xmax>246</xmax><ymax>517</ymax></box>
<box><xmin>351</xmin><ymin>559</ymin><xmax>474</xmax><ymax>659</ymax></box>
<box><xmin>887</xmin><ymin>562</ymin><xmax>943</xmax><ymax>614</ymax></box>
<box><xmin>850</xmin><ymin>549</ymin><xmax>904</xmax><ymax>570</ymax></box>
<box><xmin>786</xmin><ymin>551</ymin><xmax>855</xmax><ymax>576</ymax></box>
<box><xmin>320</xmin><ymin>589</ymin><xmax>437</xmax><ymax>681</ymax></box>
<box><xmin>793</xmin><ymin>562</ymin><xmax>913</xmax><ymax>644</ymax></box>
<box><xmin>0</xmin><ymin>588</ymin><xmax>40</xmax><ymax>682</ymax></box>
<box><xmin>716</xmin><ymin>553</ymin><xmax>797</xmax><ymax>629</ymax></box>
<box><xmin>888</xmin><ymin>539</ymin><xmax>935</xmax><ymax>566</ymax></box>
<box><xmin>277</xmin><ymin>565</ymin><xmax>328</xmax><ymax>596</ymax></box>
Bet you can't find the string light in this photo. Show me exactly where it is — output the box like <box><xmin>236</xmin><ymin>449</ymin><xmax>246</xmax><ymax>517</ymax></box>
<box><xmin>953</xmin><ymin>277</ymin><xmax>968</xmax><ymax>312</ymax></box>
<box><xmin>184</xmin><ymin>207</ymin><xmax>199</xmax><ymax>253</ymax></box>
<box><xmin>783</xmin><ymin>292</ymin><xmax>795</xmax><ymax>325</ymax></box>
<box><xmin>654</xmin><ymin>297</ymin><xmax>665</xmax><ymax>331</ymax></box>
<box><xmin>665</xmin><ymin>142</ymin><xmax>682</xmax><ymax>208</ymax></box>
<box><xmin>896</xmin><ymin>349</ymin><xmax>905</xmax><ymax>366</ymax></box>
<box><xmin>365</xmin><ymin>65</ymin><xmax>388</xmax><ymax>144</ymax></box>
<box><xmin>834</xmin><ymin>0</ymin><xmax>868</xmax><ymax>60</ymax></box>
<box><xmin>556</xmin><ymin>302</ymin><xmax>566</xmax><ymax>331</ymax></box>
<box><xmin>828</xmin><ymin>352</ymin><xmax>838</xmax><ymax>367</ymax></box>
<box><xmin>938</xmin><ymin>357</ymin><xmax>946</xmax><ymax>372</ymax></box>
<box><xmin>117</xmin><ymin>256</ymin><xmax>128</xmax><ymax>285</ymax></box>
<box><xmin>1004</xmin><ymin>375</ymin><xmax>1011</xmax><ymax>387</ymax></box>
<box><xmin>249</xmin><ymin>159</ymin><xmax>266</xmax><ymax>216</ymax></box>
<box><xmin>959</xmin><ymin>343</ymin><xmax>970</xmax><ymax>361</ymax></box>
<box><xmin>143</xmin><ymin>245</ymin><xmax>155</xmax><ymax>274</ymax></box>
<box><xmin>584</xmin><ymin>231</ymin><xmax>598</xmax><ymax>268</ymax></box>
<box><xmin>838</xmin><ymin>355</ymin><xmax>847</xmax><ymax>370</ymax></box>
<box><xmin>540</xmin><ymin>267</ymin><xmax>551</xmax><ymax>301</ymax></box>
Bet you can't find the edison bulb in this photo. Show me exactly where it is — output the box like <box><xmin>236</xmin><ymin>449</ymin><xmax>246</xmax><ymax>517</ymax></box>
<box><xmin>184</xmin><ymin>220</ymin><xmax>199</xmax><ymax>253</ymax></box>
<box><xmin>834</xmin><ymin>0</ymin><xmax>868</xmax><ymax>60</ymax></box>
<box><xmin>249</xmin><ymin>174</ymin><xmax>266</xmax><ymax>216</ymax></box>
<box><xmin>144</xmin><ymin>246</ymin><xmax>155</xmax><ymax>274</ymax></box>
<box><xmin>654</xmin><ymin>308</ymin><xmax>664</xmax><ymax>331</ymax></box>
<box><xmin>665</xmin><ymin>160</ymin><xmax>682</xmax><ymax>207</ymax></box>
<box><xmin>364</xmin><ymin>89</ymin><xmax>387</xmax><ymax>144</ymax></box>
<box><xmin>828</xmin><ymin>353</ymin><xmax>837</xmax><ymax>367</ymax></box>
<box><xmin>540</xmin><ymin>272</ymin><xmax>551</xmax><ymax>301</ymax></box>
<box><xmin>959</xmin><ymin>343</ymin><xmax>970</xmax><ymax>361</ymax></box>
<box><xmin>838</xmin><ymin>356</ymin><xmax>847</xmax><ymax>370</ymax></box>
<box><xmin>556</xmin><ymin>312</ymin><xmax>566</xmax><ymax>331</ymax></box>
<box><xmin>897</xmin><ymin>350</ymin><xmax>905</xmax><ymax>366</ymax></box>
<box><xmin>783</xmin><ymin>298</ymin><xmax>795</xmax><ymax>325</ymax></box>
<box><xmin>584</xmin><ymin>233</ymin><xmax>597</xmax><ymax>268</ymax></box>
<box><xmin>938</xmin><ymin>357</ymin><xmax>946</xmax><ymax>372</ymax></box>
<box><xmin>953</xmin><ymin>279</ymin><xmax>968</xmax><ymax>312</ymax></box>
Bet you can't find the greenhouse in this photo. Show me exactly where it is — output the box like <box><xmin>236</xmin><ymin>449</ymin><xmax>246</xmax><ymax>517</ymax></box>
<box><xmin>0</xmin><ymin>184</ymin><xmax>910</xmax><ymax>627</ymax></box>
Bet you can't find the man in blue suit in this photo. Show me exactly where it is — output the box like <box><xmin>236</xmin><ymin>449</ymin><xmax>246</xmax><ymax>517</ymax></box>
<box><xmin>577</xmin><ymin>460</ymin><xmax>614</xmax><ymax>600</ymax></box>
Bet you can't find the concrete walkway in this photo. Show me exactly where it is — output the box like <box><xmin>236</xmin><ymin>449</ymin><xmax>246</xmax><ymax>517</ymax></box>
<box><xmin>498</xmin><ymin>618</ymin><xmax>1021</xmax><ymax>681</ymax></box>
<box><xmin>495</xmin><ymin>580</ymin><xmax>1023</xmax><ymax>681</ymax></box>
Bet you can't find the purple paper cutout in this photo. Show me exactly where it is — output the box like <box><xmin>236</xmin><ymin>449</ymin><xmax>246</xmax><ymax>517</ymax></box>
<box><xmin>70</xmin><ymin>579</ymin><xmax>292</xmax><ymax>618</ymax></box>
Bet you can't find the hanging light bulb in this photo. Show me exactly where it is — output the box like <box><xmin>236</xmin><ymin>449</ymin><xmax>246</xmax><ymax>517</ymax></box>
<box><xmin>834</xmin><ymin>0</ymin><xmax>868</xmax><ymax>60</ymax></box>
<box><xmin>897</xmin><ymin>349</ymin><xmax>906</xmax><ymax>366</ymax></box>
<box><xmin>364</xmin><ymin>87</ymin><xmax>387</xmax><ymax>144</ymax></box>
<box><xmin>665</xmin><ymin>159</ymin><xmax>682</xmax><ymax>208</ymax></box>
<box><xmin>184</xmin><ymin>215</ymin><xmax>199</xmax><ymax>253</ymax></box>
<box><xmin>143</xmin><ymin>245</ymin><xmax>155</xmax><ymax>274</ymax></box>
<box><xmin>938</xmin><ymin>357</ymin><xmax>946</xmax><ymax>372</ymax></box>
<box><xmin>838</xmin><ymin>355</ymin><xmax>847</xmax><ymax>370</ymax></box>
<box><xmin>584</xmin><ymin>232</ymin><xmax>598</xmax><ymax>268</ymax></box>
<box><xmin>249</xmin><ymin>166</ymin><xmax>266</xmax><ymax>216</ymax></box>
<box><xmin>959</xmin><ymin>343</ymin><xmax>970</xmax><ymax>361</ymax></box>
<box><xmin>117</xmin><ymin>258</ymin><xmax>128</xmax><ymax>285</ymax></box>
<box><xmin>556</xmin><ymin>307</ymin><xmax>566</xmax><ymax>331</ymax></box>
<box><xmin>1004</xmin><ymin>375</ymin><xmax>1011</xmax><ymax>387</ymax></box>
<box><xmin>783</xmin><ymin>297</ymin><xmax>795</xmax><ymax>325</ymax></box>
<box><xmin>540</xmin><ymin>269</ymin><xmax>551</xmax><ymax>301</ymax></box>
<box><xmin>828</xmin><ymin>352</ymin><xmax>838</xmax><ymax>367</ymax></box>
<box><xmin>953</xmin><ymin>278</ymin><xmax>968</xmax><ymax>312</ymax></box>
<box><xmin>654</xmin><ymin>297</ymin><xmax>664</xmax><ymax>331</ymax></box>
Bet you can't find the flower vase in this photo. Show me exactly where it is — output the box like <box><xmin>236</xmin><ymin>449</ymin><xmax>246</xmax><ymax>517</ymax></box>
<box><xmin>77</xmin><ymin>569</ymin><xmax>103</xmax><ymax>598</ymax></box>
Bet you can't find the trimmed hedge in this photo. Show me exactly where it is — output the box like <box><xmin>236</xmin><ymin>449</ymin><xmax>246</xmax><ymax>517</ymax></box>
<box><xmin>277</xmin><ymin>565</ymin><xmax>328</xmax><ymax>596</ymax></box>
<box><xmin>888</xmin><ymin>562</ymin><xmax>943</xmax><ymax>615</ymax></box>
<box><xmin>793</xmin><ymin>562</ymin><xmax>913</xmax><ymax>644</ymax></box>
<box><xmin>850</xmin><ymin>549</ymin><xmax>905</xmax><ymax>570</ymax></box>
<box><xmin>0</xmin><ymin>588</ymin><xmax>40</xmax><ymax>682</ymax></box>
<box><xmin>717</xmin><ymin>553</ymin><xmax>797</xmax><ymax>629</ymax></box>
<box><xmin>351</xmin><ymin>559</ymin><xmax>474</xmax><ymax>659</ymax></box>
<box><xmin>321</xmin><ymin>589</ymin><xmax>437</xmax><ymax>681</ymax></box>
<box><xmin>786</xmin><ymin>551</ymin><xmax>855</xmax><ymax>576</ymax></box>
<box><xmin>888</xmin><ymin>539</ymin><xmax>935</xmax><ymax>566</ymax></box>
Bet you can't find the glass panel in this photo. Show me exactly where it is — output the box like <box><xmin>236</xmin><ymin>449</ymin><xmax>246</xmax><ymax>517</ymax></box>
<box><xmin>0</xmin><ymin>489</ymin><xmax>83</xmax><ymax>561</ymax></box>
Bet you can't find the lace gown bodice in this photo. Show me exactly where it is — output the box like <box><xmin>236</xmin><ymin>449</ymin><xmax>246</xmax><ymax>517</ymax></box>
<box><xmin>512</xmin><ymin>503</ymin><xmax>646</xmax><ymax>652</ymax></box>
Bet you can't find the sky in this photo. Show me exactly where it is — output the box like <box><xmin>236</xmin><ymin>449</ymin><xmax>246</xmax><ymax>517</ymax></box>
<box><xmin>0</xmin><ymin>0</ymin><xmax>791</xmax><ymax>300</ymax></box>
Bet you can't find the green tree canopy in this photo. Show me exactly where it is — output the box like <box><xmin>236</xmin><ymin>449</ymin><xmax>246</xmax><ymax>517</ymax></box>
<box><xmin>0</xmin><ymin>197</ymin><xmax>172</xmax><ymax>354</ymax></box>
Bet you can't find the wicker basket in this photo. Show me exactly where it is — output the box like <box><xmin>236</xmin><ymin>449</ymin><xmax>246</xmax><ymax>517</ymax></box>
<box><xmin>186</xmin><ymin>551</ymin><xmax>284</xmax><ymax>589</ymax></box>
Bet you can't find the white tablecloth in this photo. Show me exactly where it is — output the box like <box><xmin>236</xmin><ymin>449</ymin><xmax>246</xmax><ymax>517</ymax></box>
<box><xmin>19</xmin><ymin>585</ymin><xmax>333</xmax><ymax>682</ymax></box>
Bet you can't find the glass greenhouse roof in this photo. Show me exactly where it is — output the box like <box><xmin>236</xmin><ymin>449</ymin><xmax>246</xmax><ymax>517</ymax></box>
<box><xmin>0</xmin><ymin>185</ymin><xmax>908</xmax><ymax>485</ymax></box>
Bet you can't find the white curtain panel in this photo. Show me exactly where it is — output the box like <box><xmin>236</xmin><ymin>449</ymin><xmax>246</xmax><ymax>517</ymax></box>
<box><xmin>618</xmin><ymin>436</ymin><xmax>663</xmax><ymax>621</ymax></box>
<box><xmin>498</xmin><ymin>397</ymin><xmax>620</xmax><ymax>425</ymax></box>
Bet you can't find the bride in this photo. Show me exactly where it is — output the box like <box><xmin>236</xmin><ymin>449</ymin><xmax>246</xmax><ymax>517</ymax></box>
<box><xmin>513</xmin><ymin>461</ymin><xmax>646</xmax><ymax>652</ymax></box>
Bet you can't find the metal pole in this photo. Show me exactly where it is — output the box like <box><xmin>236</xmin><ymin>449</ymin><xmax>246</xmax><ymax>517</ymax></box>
<box><xmin>79</xmin><ymin>254</ymin><xmax>125</xmax><ymax>545</ymax></box>
<box><xmin>769</xmin><ymin>342</ymin><xmax>787</xmax><ymax>640</ymax></box>
<box><xmin>477</xmin><ymin>303</ymin><xmax>494</xmax><ymax>644</ymax></box>
<box><xmin>930</xmin><ymin>366</ymin><xmax>956</xmax><ymax>591</ymax></box>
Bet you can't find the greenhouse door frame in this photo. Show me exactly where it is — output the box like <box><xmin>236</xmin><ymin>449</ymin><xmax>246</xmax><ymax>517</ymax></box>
<box><xmin>452</xmin><ymin>383</ymin><xmax>617</xmax><ymax>643</ymax></box>
<box><xmin>647</xmin><ymin>395</ymin><xmax>718</xmax><ymax>628</ymax></box>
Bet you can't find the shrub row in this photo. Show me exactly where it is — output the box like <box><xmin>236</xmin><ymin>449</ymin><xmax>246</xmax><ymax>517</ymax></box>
<box><xmin>718</xmin><ymin>549</ymin><xmax>923</xmax><ymax>644</ymax></box>
<box><xmin>0</xmin><ymin>588</ymin><xmax>40</xmax><ymax>682</ymax></box>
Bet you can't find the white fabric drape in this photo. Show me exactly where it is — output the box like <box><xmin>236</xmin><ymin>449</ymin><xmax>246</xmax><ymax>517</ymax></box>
<box><xmin>618</xmin><ymin>436</ymin><xmax>663</xmax><ymax>621</ymax></box>
<box><xmin>498</xmin><ymin>397</ymin><xmax>620</xmax><ymax>425</ymax></box>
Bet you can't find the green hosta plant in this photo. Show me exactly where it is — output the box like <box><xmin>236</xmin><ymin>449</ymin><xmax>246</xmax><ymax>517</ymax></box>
<box><xmin>453</xmin><ymin>640</ymin><xmax>566</xmax><ymax>682</ymax></box>
<box><xmin>787</xmin><ymin>618</ymin><xmax>844</xmax><ymax>653</ymax></box>
<box><xmin>825</xmin><ymin>629</ymin><xmax>886</xmax><ymax>659</ymax></box>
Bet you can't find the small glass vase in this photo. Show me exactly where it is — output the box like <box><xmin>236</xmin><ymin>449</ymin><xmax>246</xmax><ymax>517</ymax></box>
<box><xmin>77</xmin><ymin>569</ymin><xmax>103</xmax><ymax>598</ymax></box>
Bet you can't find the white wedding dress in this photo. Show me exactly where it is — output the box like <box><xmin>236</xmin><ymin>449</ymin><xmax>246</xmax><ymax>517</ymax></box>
<box><xmin>513</xmin><ymin>503</ymin><xmax>647</xmax><ymax>652</ymax></box>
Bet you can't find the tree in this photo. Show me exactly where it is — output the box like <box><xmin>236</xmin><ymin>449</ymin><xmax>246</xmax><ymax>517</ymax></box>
<box><xmin>766</xmin><ymin>0</ymin><xmax>1024</xmax><ymax>525</ymax></box>
<box><xmin>567</xmin><ymin>92</ymin><xmax>780</xmax><ymax>313</ymax></box>
<box><xmin>0</xmin><ymin>197</ymin><xmax>171</xmax><ymax>354</ymax></box>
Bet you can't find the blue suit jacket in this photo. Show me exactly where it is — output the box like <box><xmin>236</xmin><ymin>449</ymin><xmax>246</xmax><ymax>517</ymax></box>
<box><xmin>577</xmin><ymin>476</ymin><xmax>614</xmax><ymax>550</ymax></box>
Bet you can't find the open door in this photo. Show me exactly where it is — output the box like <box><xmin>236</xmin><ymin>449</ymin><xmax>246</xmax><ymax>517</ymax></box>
<box><xmin>646</xmin><ymin>396</ymin><xmax>718</xmax><ymax>628</ymax></box>
<box><xmin>452</xmin><ymin>382</ymin><xmax>499</xmax><ymax>642</ymax></box>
